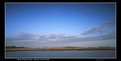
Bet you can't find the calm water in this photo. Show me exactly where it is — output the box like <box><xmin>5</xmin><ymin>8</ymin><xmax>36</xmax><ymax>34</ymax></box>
<box><xmin>6</xmin><ymin>50</ymin><xmax>116</xmax><ymax>59</ymax></box>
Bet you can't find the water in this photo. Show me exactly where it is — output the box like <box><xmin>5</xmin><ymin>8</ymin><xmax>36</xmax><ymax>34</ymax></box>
<box><xmin>6</xmin><ymin>50</ymin><xmax>116</xmax><ymax>59</ymax></box>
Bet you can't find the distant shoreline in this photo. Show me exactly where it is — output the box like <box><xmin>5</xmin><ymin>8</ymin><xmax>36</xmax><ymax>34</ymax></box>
<box><xmin>6</xmin><ymin>47</ymin><xmax>115</xmax><ymax>52</ymax></box>
<box><xmin>6</xmin><ymin>49</ymin><xmax>115</xmax><ymax>52</ymax></box>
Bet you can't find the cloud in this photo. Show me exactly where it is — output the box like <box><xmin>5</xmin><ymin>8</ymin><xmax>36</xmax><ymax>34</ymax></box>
<box><xmin>6</xmin><ymin>32</ymin><xmax>115</xmax><ymax>43</ymax></box>
<box><xmin>6</xmin><ymin>33</ymin><xmax>36</xmax><ymax>41</ymax></box>
<box><xmin>81</xmin><ymin>19</ymin><xmax>115</xmax><ymax>35</ymax></box>
<box><xmin>70</xmin><ymin>18</ymin><xmax>116</xmax><ymax>43</ymax></box>
<box><xmin>6</xmin><ymin>31</ymin><xmax>116</xmax><ymax>47</ymax></box>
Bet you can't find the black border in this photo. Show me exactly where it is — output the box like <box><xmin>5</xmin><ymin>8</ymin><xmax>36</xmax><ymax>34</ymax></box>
<box><xmin>4</xmin><ymin>0</ymin><xmax>117</xmax><ymax>2</ymax></box>
<box><xmin>1</xmin><ymin>0</ymin><xmax>119</xmax><ymax>61</ymax></box>
<box><xmin>0</xmin><ymin>0</ymin><xmax>5</xmax><ymax>61</ymax></box>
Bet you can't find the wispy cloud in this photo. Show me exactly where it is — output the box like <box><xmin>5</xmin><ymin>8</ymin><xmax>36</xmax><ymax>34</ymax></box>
<box><xmin>6</xmin><ymin>32</ymin><xmax>115</xmax><ymax>43</ymax></box>
<box><xmin>81</xmin><ymin>19</ymin><xmax>115</xmax><ymax>35</ymax></box>
<box><xmin>6</xmin><ymin>33</ymin><xmax>36</xmax><ymax>41</ymax></box>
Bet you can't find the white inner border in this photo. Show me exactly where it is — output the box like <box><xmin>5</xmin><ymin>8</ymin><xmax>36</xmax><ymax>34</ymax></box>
<box><xmin>5</xmin><ymin>2</ymin><xmax>117</xmax><ymax>59</ymax></box>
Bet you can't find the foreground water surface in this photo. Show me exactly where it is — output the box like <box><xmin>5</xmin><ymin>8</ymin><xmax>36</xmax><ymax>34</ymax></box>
<box><xmin>6</xmin><ymin>50</ymin><xmax>116</xmax><ymax>59</ymax></box>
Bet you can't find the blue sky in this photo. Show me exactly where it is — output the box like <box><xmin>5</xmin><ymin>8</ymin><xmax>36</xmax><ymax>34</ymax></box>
<box><xmin>5</xmin><ymin>3</ymin><xmax>116</xmax><ymax>47</ymax></box>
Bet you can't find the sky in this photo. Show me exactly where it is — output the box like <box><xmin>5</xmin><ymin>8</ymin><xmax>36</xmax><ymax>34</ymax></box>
<box><xmin>5</xmin><ymin>3</ymin><xmax>116</xmax><ymax>48</ymax></box>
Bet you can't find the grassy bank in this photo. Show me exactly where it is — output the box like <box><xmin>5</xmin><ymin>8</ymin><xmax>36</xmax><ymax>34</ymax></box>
<box><xmin>6</xmin><ymin>47</ymin><xmax>115</xmax><ymax>51</ymax></box>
